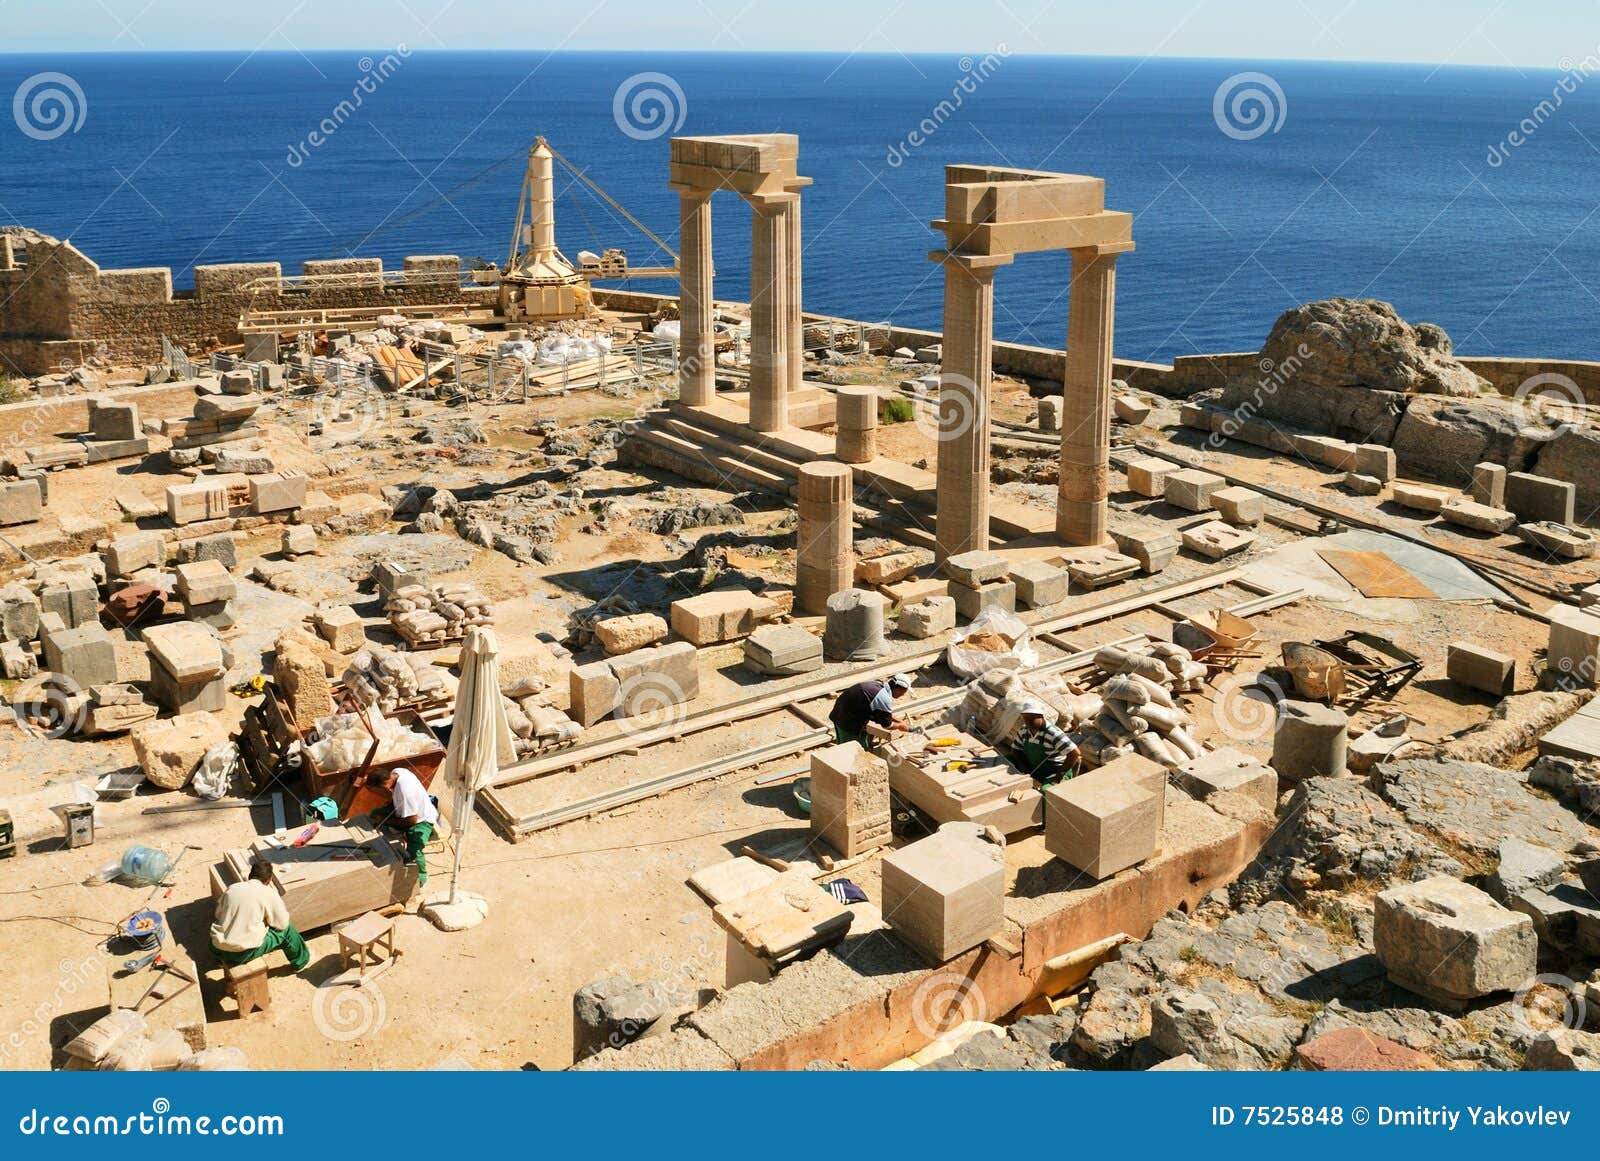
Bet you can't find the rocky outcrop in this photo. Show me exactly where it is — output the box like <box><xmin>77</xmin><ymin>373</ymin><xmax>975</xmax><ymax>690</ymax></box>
<box><xmin>1258</xmin><ymin>299</ymin><xmax>1487</xmax><ymax>398</ymax></box>
<box><xmin>1534</xmin><ymin>426</ymin><xmax>1600</xmax><ymax>532</ymax></box>
<box><xmin>1390</xmin><ymin>394</ymin><xmax>1540</xmax><ymax>486</ymax></box>
<box><xmin>1375</xmin><ymin>758</ymin><xmax>1592</xmax><ymax>858</ymax></box>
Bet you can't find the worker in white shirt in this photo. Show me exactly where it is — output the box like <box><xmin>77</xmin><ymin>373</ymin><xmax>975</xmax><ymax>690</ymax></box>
<box><xmin>209</xmin><ymin>860</ymin><xmax>309</xmax><ymax>971</ymax></box>
<box><xmin>367</xmin><ymin>766</ymin><xmax>440</xmax><ymax>887</ymax></box>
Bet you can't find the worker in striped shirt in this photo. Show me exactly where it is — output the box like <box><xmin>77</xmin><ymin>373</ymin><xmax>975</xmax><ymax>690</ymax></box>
<box><xmin>1012</xmin><ymin>700</ymin><xmax>1081</xmax><ymax>787</ymax></box>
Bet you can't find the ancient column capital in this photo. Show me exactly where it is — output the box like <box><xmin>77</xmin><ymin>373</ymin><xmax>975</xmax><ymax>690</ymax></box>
<box><xmin>928</xmin><ymin>249</ymin><xmax>1013</xmax><ymax>278</ymax></box>
<box><xmin>746</xmin><ymin>191</ymin><xmax>800</xmax><ymax>215</ymax></box>
<box><xmin>1067</xmin><ymin>240</ymin><xmax>1136</xmax><ymax>261</ymax></box>
<box><xmin>667</xmin><ymin>182</ymin><xmax>715</xmax><ymax>202</ymax></box>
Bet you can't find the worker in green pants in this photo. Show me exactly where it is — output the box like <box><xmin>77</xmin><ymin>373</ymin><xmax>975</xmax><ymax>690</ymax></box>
<box><xmin>368</xmin><ymin>766</ymin><xmax>440</xmax><ymax>888</ymax></box>
<box><xmin>210</xmin><ymin>860</ymin><xmax>310</xmax><ymax>971</ymax></box>
<box><xmin>1012</xmin><ymin>701</ymin><xmax>1082</xmax><ymax>788</ymax></box>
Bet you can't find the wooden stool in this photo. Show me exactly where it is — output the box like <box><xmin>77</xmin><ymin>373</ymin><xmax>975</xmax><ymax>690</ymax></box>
<box><xmin>224</xmin><ymin>960</ymin><xmax>271</xmax><ymax>1019</ymax></box>
<box><xmin>337</xmin><ymin>911</ymin><xmax>399</xmax><ymax>984</ymax></box>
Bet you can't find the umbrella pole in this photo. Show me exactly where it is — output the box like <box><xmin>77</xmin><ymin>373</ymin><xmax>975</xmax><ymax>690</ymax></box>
<box><xmin>449</xmin><ymin>788</ymin><xmax>477</xmax><ymax>906</ymax></box>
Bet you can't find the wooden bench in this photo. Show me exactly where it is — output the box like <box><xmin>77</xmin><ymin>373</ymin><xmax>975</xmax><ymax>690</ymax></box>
<box><xmin>223</xmin><ymin>959</ymin><xmax>270</xmax><ymax>1019</ymax></box>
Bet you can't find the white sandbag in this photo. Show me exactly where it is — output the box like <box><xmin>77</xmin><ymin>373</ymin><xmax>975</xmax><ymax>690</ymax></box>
<box><xmin>191</xmin><ymin>742</ymin><xmax>238</xmax><ymax>800</ymax></box>
<box><xmin>64</xmin><ymin>1010</ymin><xmax>146</xmax><ymax>1064</ymax></box>
<box><xmin>946</xmin><ymin>607</ymin><xmax>1038</xmax><ymax>682</ymax></box>
<box><xmin>177</xmin><ymin>1047</ymin><xmax>249</xmax><ymax>1071</ymax></box>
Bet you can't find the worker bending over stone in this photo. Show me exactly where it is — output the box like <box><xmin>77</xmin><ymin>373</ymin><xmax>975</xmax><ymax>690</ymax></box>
<box><xmin>828</xmin><ymin>673</ymin><xmax>914</xmax><ymax>750</ymax></box>
<box><xmin>367</xmin><ymin>766</ymin><xmax>440</xmax><ymax>887</ymax></box>
<box><xmin>209</xmin><ymin>859</ymin><xmax>310</xmax><ymax>972</ymax></box>
<box><xmin>1012</xmin><ymin>700</ymin><xmax>1081</xmax><ymax>787</ymax></box>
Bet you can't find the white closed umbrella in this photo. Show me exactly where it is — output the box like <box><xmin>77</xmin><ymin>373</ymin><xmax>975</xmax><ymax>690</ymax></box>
<box><xmin>440</xmin><ymin>626</ymin><xmax>517</xmax><ymax>909</ymax></box>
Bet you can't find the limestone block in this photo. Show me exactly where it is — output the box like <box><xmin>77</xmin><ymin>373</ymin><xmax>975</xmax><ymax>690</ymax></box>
<box><xmin>1163</xmin><ymin>468</ymin><xmax>1225</xmax><ymax>512</ymax></box>
<box><xmin>166</xmin><ymin>481</ymin><xmax>228</xmax><ymax>526</ymax></box>
<box><xmin>1320</xmin><ymin>440</ymin><xmax>1358</xmax><ymax>470</ymax></box>
<box><xmin>1548</xmin><ymin>606</ymin><xmax>1600</xmax><ymax>688</ymax></box>
<box><xmin>568</xmin><ymin>662</ymin><xmax>620</xmax><ymax>726</ymax></box>
<box><xmin>1010</xmin><ymin>560</ymin><xmax>1069</xmax><ymax>608</ymax></box>
<box><xmin>314</xmin><ymin>605</ymin><xmax>366</xmax><ymax>654</ymax></box>
<box><xmin>210</xmin><ymin>447</ymin><xmax>274</xmax><ymax>475</ymax></box>
<box><xmin>809</xmin><ymin>741</ymin><xmax>892</xmax><ymax>858</ymax></box>
<box><xmin>132</xmin><ymin>711</ymin><xmax>231</xmax><ymax>790</ymax></box>
<box><xmin>1505</xmin><ymin>471</ymin><xmax>1576</xmax><ymax>525</ymax></box>
<box><xmin>194</xmin><ymin>394</ymin><xmax>261</xmax><ymax>423</ymax></box>
<box><xmin>898</xmin><ymin>595</ymin><xmax>957</xmax><ymax>639</ymax></box>
<box><xmin>1037</xmin><ymin>395</ymin><xmax>1063</xmax><ymax>433</ymax></box>
<box><xmin>596</xmin><ymin>613</ymin><xmax>669</xmax><ymax>655</ymax></box>
<box><xmin>173</xmin><ymin>559</ymin><xmax>236</xmax><ymax>607</ymax></box>
<box><xmin>248</xmin><ymin>472</ymin><xmax>307</xmax><ymax>515</ymax></box>
<box><xmin>1181</xmin><ymin>521</ymin><xmax>1255</xmax><ymax>560</ymax></box>
<box><xmin>1109</xmin><ymin>524</ymin><xmax>1180</xmax><ymax>574</ymax></box>
<box><xmin>742</xmin><ymin>624</ymin><xmax>822</xmax><ymax>676</ymax></box>
<box><xmin>855</xmin><ymin>550</ymin><xmax>924</xmax><ymax>586</ymax></box>
<box><xmin>1210</xmin><ymin>486</ymin><xmax>1264</xmax><ymax>526</ymax></box>
<box><xmin>282</xmin><ymin>525</ymin><xmax>318</xmax><ymax>557</ymax></box>
<box><xmin>1447</xmin><ymin>641</ymin><xmax>1514</xmax><ymax>696</ymax></box>
<box><xmin>823</xmin><ymin>589</ymin><xmax>889</xmax><ymax>661</ymax></box>
<box><xmin>1044</xmin><ymin>761</ymin><xmax>1161</xmax><ymax>879</ymax></box>
<box><xmin>0</xmin><ymin>584</ymin><xmax>41</xmax><ymax>642</ymax></box>
<box><xmin>141</xmin><ymin>622</ymin><xmax>225</xmax><ymax>682</ymax></box>
<box><xmin>1</xmin><ymin>639</ymin><xmax>37</xmax><ymax>679</ymax></box>
<box><xmin>1441</xmin><ymin>499</ymin><xmax>1516</xmax><ymax>534</ymax></box>
<box><xmin>106</xmin><ymin>531</ymin><xmax>166</xmax><ymax>577</ymax></box>
<box><xmin>39</xmin><ymin>572</ymin><xmax>98</xmax><ymax>628</ymax></box>
<box><xmin>1271</xmin><ymin>700</ymin><xmax>1348</xmax><ymax>781</ymax></box>
<box><xmin>1354</xmin><ymin>444</ymin><xmax>1396</xmax><ymax>482</ymax></box>
<box><xmin>943</xmin><ymin>550</ymin><xmax>1009</xmax><ymax>587</ymax></box>
<box><xmin>1343</xmin><ymin>472</ymin><xmax>1384</xmax><ymax>496</ymax></box>
<box><xmin>1172</xmin><ymin>746</ymin><xmax>1277</xmax><ymax>823</ymax></box>
<box><xmin>42</xmin><ymin>623</ymin><xmax>118</xmax><ymax>688</ymax></box>
<box><xmin>1392</xmin><ymin>483</ymin><xmax>1448</xmax><ymax>513</ymax></box>
<box><xmin>219</xmin><ymin>370</ymin><xmax>255</xmax><ymax>395</ymax></box>
<box><xmin>149</xmin><ymin>663</ymin><xmax>226</xmax><ymax>715</ymax></box>
<box><xmin>90</xmin><ymin>400</ymin><xmax>140</xmax><ymax>441</ymax></box>
<box><xmin>0</xmin><ymin>479</ymin><xmax>43</xmax><ymax>526</ymax></box>
<box><xmin>273</xmin><ymin>638</ymin><xmax>333</xmax><ymax>727</ymax></box>
<box><xmin>1125</xmin><ymin>458</ymin><xmax>1174</xmax><ymax>498</ymax></box>
<box><xmin>185</xmin><ymin>600</ymin><xmax>235</xmax><ymax>631</ymax></box>
<box><xmin>1485</xmin><ymin>837</ymin><xmax>1566</xmax><ymax>905</ymax></box>
<box><xmin>1469</xmin><ymin>461</ymin><xmax>1506</xmax><ymax>508</ymax></box>
<box><xmin>1518</xmin><ymin>521</ymin><xmax>1595</xmax><ymax>560</ymax></box>
<box><xmin>880</xmin><ymin>828</ymin><xmax>1005</xmax><ymax>961</ymax></box>
<box><xmin>1113</xmin><ymin>395</ymin><xmax>1152</xmax><ymax>425</ymax></box>
<box><xmin>174</xmin><ymin>532</ymin><xmax>237</xmax><ymax>569</ymax></box>
<box><xmin>669</xmin><ymin>590</ymin><xmax>778</xmax><ymax>646</ymax></box>
<box><xmin>950</xmin><ymin>578</ymin><xmax>1016</xmax><ymax>620</ymax></box>
<box><xmin>610</xmin><ymin>641</ymin><xmax>700</xmax><ymax>715</ymax></box>
<box><xmin>372</xmin><ymin>561</ymin><xmax>426</xmax><ymax>599</ymax></box>
<box><xmin>1066</xmin><ymin>551</ymin><xmax>1141</xmax><ymax>589</ymax></box>
<box><xmin>1374</xmin><ymin>877</ymin><xmax>1536</xmax><ymax>1009</ymax></box>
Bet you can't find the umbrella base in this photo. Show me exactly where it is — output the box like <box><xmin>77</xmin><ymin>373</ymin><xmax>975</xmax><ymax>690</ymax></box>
<box><xmin>422</xmin><ymin>891</ymin><xmax>489</xmax><ymax>931</ymax></box>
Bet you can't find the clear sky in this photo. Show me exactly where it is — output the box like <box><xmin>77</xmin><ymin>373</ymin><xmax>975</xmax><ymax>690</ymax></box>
<box><xmin>0</xmin><ymin>0</ymin><xmax>1589</xmax><ymax>68</ymax></box>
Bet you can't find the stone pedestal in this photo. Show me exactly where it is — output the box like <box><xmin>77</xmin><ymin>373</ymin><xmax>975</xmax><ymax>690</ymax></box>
<box><xmin>796</xmin><ymin>463</ymin><xmax>854</xmax><ymax>616</ymax></box>
<box><xmin>747</xmin><ymin>195</ymin><xmax>795</xmax><ymax>433</ymax></box>
<box><xmin>1057</xmin><ymin>248</ymin><xmax>1119</xmax><ymax>545</ymax></box>
<box><xmin>934</xmin><ymin>254</ymin><xmax>1003</xmax><ymax>560</ymax></box>
<box><xmin>834</xmin><ymin>385</ymin><xmax>878</xmax><ymax>463</ymax></box>
<box><xmin>676</xmin><ymin>189</ymin><xmax>716</xmax><ymax>407</ymax></box>
<box><xmin>1271</xmin><ymin>700</ymin><xmax>1349</xmax><ymax>780</ymax></box>
<box><xmin>810</xmin><ymin>741</ymin><xmax>891</xmax><ymax>858</ymax></box>
<box><xmin>880</xmin><ymin>827</ymin><xmax>1004</xmax><ymax>962</ymax></box>
<box><xmin>822</xmin><ymin>589</ymin><xmax>889</xmax><ymax>661</ymax></box>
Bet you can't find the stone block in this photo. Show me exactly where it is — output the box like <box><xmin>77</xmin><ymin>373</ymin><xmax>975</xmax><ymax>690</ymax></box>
<box><xmin>314</xmin><ymin>605</ymin><xmax>366</xmax><ymax>654</ymax></box>
<box><xmin>1517</xmin><ymin>521</ymin><xmax>1595</xmax><ymax>560</ymax></box>
<box><xmin>943</xmin><ymin>551</ymin><xmax>1009</xmax><ymax>587</ymax></box>
<box><xmin>106</xmin><ymin>531</ymin><xmax>165</xmax><ymax>578</ymax></box>
<box><xmin>1065</xmin><ymin>551</ymin><xmax>1141</xmax><ymax>589</ymax></box>
<box><xmin>38</xmin><ymin>573</ymin><xmax>99</xmax><ymax>630</ymax></box>
<box><xmin>1320</xmin><ymin>440</ymin><xmax>1358</xmax><ymax>470</ymax></box>
<box><xmin>1374</xmin><ymin>877</ymin><xmax>1537</xmax><ymax>1009</ymax></box>
<box><xmin>166</xmin><ymin>481</ymin><xmax>228</xmax><ymax>526</ymax></box>
<box><xmin>1044</xmin><ymin>760</ymin><xmax>1161</xmax><ymax>879</ymax></box>
<box><xmin>609</xmin><ymin>641</ymin><xmax>701</xmax><ymax>716</ymax></box>
<box><xmin>248</xmin><ymin>471</ymin><xmax>307</xmax><ymax>515</ymax></box>
<box><xmin>1446</xmin><ymin>641</ymin><xmax>1514</xmax><ymax>696</ymax></box>
<box><xmin>1294</xmin><ymin>1028</ymin><xmax>1434</xmax><ymax>1071</ymax></box>
<box><xmin>0</xmin><ymin>584</ymin><xmax>41</xmax><ymax>642</ymax></box>
<box><xmin>1181</xmin><ymin>521</ymin><xmax>1255</xmax><ymax>560</ymax></box>
<box><xmin>219</xmin><ymin>370</ymin><xmax>255</xmax><ymax>395</ymax></box>
<box><xmin>950</xmin><ymin>578</ymin><xmax>1016</xmax><ymax>620</ymax></box>
<box><xmin>185</xmin><ymin>600</ymin><xmax>235</xmax><ymax>631</ymax></box>
<box><xmin>0</xmin><ymin>479</ymin><xmax>43</xmax><ymax>527</ymax></box>
<box><xmin>823</xmin><ymin>589</ymin><xmax>889</xmax><ymax>661</ymax></box>
<box><xmin>855</xmin><ymin>550</ymin><xmax>924</xmax><ymax>586</ymax></box>
<box><xmin>1343</xmin><ymin>472</ymin><xmax>1384</xmax><ymax>496</ymax></box>
<box><xmin>1505</xmin><ymin>472</ymin><xmax>1576</xmax><ymax>525</ymax></box>
<box><xmin>1441</xmin><ymin>499</ymin><xmax>1517</xmax><ymax>534</ymax></box>
<box><xmin>173</xmin><ymin>532</ymin><xmax>237</xmax><ymax>569</ymax></box>
<box><xmin>1548</xmin><ymin>607</ymin><xmax>1600</xmax><ymax>688</ymax></box>
<box><xmin>569</xmin><ymin>661</ymin><xmax>621</xmax><ymax>727</ymax></box>
<box><xmin>1163</xmin><ymin>468</ymin><xmax>1225</xmax><ymax>512</ymax></box>
<box><xmin>1009</xmin><ymin>560</ymin><xmax>1069</xmax><ymax>608</ymax></box>
<box><xmin>1125</xmin><ymin>458</ymin><xmax>1175</xmax><ymax>498</ymax></box>
<box><xmin>282</xmin><ymin>525</ymin><xmax>318</xmax><ymax>557</ymax></box>
<box><xmin>1037</xmin><ymin>396</ymin><xmax>1063</xmax><ymax>433</ymax></box>
<box><xmin>148</xmin><ymin>663</ymin><xmax>226</xmax><ymax>714</ymax></box>
<box><xmin>1271</xmin><ymin>700</ymin><xmax>1348</xmax><ymax>781</ymax></box>
<box><xmin>89</xmin><ymin>400</ymin><xmax>140</xmax><ymax>441</ymax></box>
<box><xmin>898</xmin><ymin>595</ymin><xmax>957</xmax><ymax>639</ymax></box>
<box><xmin>173</xmin><ymin>559</ymin><xmax>236</xmax><ymax>607</ymax></box>
<box><xmin>1469</xmin><ymin>461</ymin><xmax>1506</xmax><ymax>508</ymax></box>
<box><xmin>1210</xmin><ymin>486</ymin><xmax>1264</xmax><ymax>526</ymax></box>
<box><xmin>131</xmin><ymin>711</ymin><xmax>231</xmax><ymax>790</ymax></box>
<box><xmin>1</xmin><ymin>639</ymin><xmax>36</xmax><ymax>678</ymax></box>
<box><xmin>1485</xmin><ymin>837</ymin><xmax>1565</xmax><ymax>905</ymax></box>
<box><xmin>194</xmin><ymin>394</ymin><xmax>260</xmax><ymax>423</ymax></box>
<box><xmin>1109</xmin><ymin>524</ymin><xmax>1180</xmax><ymax>574</ymax></box>
<box><xmin>1392</xmin><ymin>483</ymin><xmax>1448</xmax><ymax>513</ymax></box>
<box><xmin>41</xmin><ymin>623</ymin><xmax>118</xmax><ymax>688</ymax></box>
<box><xmin>880</xmin><ymin>828</ymin><xmax>1005</xmax><ymax>961</ymax></box>
<box><xmin>1113</xmin><ymin>395</ymin><xmax>1151</xmax><ymax>425</ymax></box>
<box><xmin>809</xmin><ymin>741</ymin><xmax>892</xmax><ymax>858</ymax></box>
<box><xmin>596</xmin><ymin>613</ymin><xmax>669</xmax><ymax>655</ymax></box>
<box><xmin>1354</xmin><ymin>444</ymin><xmax>1396</xmax><ymax>482</ymax></box>
<box><xmin>273</xmin><ymin>637</ymin><xmax>333</xmax><ymax>727</ymax></box>
<box><xmin>142</xmin><ymin>621</ymin><xmax>225</xmax><ymax>682</ymax></box>
<box><xmin>371</xmin><ymin>560</ymin><xmax>425</xmax><ymax>599</ymax></box>
<box><xmin>669</xmin><ymin>590</ymin><xmax>778</xmax><ymax>646</ymax></box>
<box><xmin>742</xmin><ymin>624</ymin><xmax>822</xmax><ymax>676</ymax></box>
<box><xmin>1172</xmin><ymin>746</ymin><xmax>1277</xmax><ymax>822</ymax></box>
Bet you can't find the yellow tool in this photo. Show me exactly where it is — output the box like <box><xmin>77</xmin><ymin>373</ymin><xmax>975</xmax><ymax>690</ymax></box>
<box><xmin>946</xmin><ymin>760</ymin><xmax>973</xmax><ymax>772</ymax></box>
<box><xmin>927</xmin><ymin>737</ymin><xmax>962</xmax><ymax>748</ymax></box>
<box><xmin>229</xmin><ymin>675</ymin><xmax>267</xmax><ymax>698</ymax></box>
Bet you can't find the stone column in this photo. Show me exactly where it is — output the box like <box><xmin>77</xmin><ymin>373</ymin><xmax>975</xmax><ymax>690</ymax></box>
<box><xmin>797</xmin><ymin>462</ymin><xmax>854</xmax><ymax>616</ymax></box>
<box><xmin>786</xmin><ymin>193</ymin><xmax>804</xmax><ymax>395</ymax></box>
<box><xmin>676</xmin><ymin>188</ymin><xmax>715</xmax><ymax>407</ymax></box>
<box><xmin>1057</xmin><ymin>248</ymin><xmax>1120</xmax><ymax>546</ymax></box>
<box><xmin>748</xmin><ymin>194</ymin><xmax>794</xmax><ymax>432</ymax></box>
<box><xmin>834</xmin><ymin>385</ymin><xmax>878</xmax><ymax>463</ymax></box>
<box><xmin>933</xmin><ymin>252</ymin><xmax>1005</xmax><ymax>560</ymax></box>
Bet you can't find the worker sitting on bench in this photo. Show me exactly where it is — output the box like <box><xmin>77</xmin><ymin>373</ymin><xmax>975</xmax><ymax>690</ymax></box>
<box><xmin>210</xmin><ymin>859</ymin><xmax>310</xmax><ymax>972</ymax></box>
<box><xmin>1012</xmin><ymin>701</ymin><xmax>1081</xmax><ymax>788</ymax></box>
<box><xmin>828</xmin><ymin>673</ymin><xmax>914</xmax><ymax>751</ymax></box>
<box><xmin>367</xmin><ymin>766</ymin><xmax>440</xmax><ymax>887</ymax></box>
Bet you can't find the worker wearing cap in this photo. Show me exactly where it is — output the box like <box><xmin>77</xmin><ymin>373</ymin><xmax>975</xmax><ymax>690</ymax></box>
<box><xmin>367</xmin><ymin>766</ymin><xmax>440</xmax><ymax>887</ymax></box>
<box><xmin>1013</xmin><ymin>701</ymin><xmax>1081</xmax><ymax>787</ymax></box>
<box><xmin>828</xmin><ymin>673</ymin><xmax>915</xmax><ymax>750</ymax></box>
<box><xmin>209</xmin><ymin>860</ymin><xmax>310</xmax><ymax>972</ymax></box>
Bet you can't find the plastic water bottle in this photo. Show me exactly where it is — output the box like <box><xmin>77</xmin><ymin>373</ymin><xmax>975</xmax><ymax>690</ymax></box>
<box><xmin>119</xmin><ymin>845</ymin><xmax>172</xmax><ymax>886</ymax></box>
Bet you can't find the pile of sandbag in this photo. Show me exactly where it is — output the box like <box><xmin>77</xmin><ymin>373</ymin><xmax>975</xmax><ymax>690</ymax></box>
<box><xmin>1076</xmin><ymin>643</ymin><xmax>1206</xmax><ymax>768</ymax></box>
<box><xmin>341</xmin><ymin>644</ymin><xmax>455</xmax><ymax>712</ymax></box>
<box><xmin>946</xmin><ymin>607</ymin><xmax>1039</xmax><ymax>681</ymax></box>
<box><xmin>303</xmin><ymin>705</ymin><xmax>437</xmax><ymax>772</ymax></box>
<box><xmin>566</xmin><ymin>595</ymin><xmax>641</xmax><ymax>651</ymax></box>
<box><xmin>501</xmin><ymin>677</ymin><xmax>584</xmax><ymax>756</ymax></box>
<box><xmin>949</xmin><ymin>669</ymin><xmax>1102</xmax><ymax>742</ymax></box>
<box><xmin>386</xmin><ymin>583</ymin><xmax>494</xmax><ymax>646</ymax></box>
<box><xmin>60</xmin><ymin>1010</ymin><xmax>245</xmax><ymax>1072</ymax></box>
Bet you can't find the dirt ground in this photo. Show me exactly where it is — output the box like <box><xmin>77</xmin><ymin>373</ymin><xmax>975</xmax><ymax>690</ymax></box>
<box><xmin>0</xmin><ymin>352</ymin><xmax>1583</xmax><ymax>1071</ymax></box>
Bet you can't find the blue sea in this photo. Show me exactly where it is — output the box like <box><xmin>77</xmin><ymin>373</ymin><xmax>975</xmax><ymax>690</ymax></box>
<box><xmin>1</xmin><ymin>50</ymin><xmax>1597</xmax><ymax>362</ymax></box>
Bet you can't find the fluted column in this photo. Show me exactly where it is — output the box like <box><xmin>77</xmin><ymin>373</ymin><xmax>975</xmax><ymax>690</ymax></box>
<box><xmin>932</xmin><ymin>251</ymin><xmax>1007</xmax><ymax>560</ymax></box>
<box><xmin>1058</xmin><ymin>247</ymin><xmax>1120</xmax><ymax>545</ymax></box>
<box><xmin>676</xmin><ymin>188</ymin><xmax>715</xmax><ymax>407</ymax></box>
<box><xmin>748</xmin><ymin>193</ymin><xmax>794</xmax><ymax>433</ymax></box>
<box><xmin>797</xmin><ymin>462</ymin><xmax>854</xmax><ymax>615</ymax></box>
<box><xmin>786</xmin><ymin>192</ymin><xmax>804</xmax><ymax>395</ymax></box>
